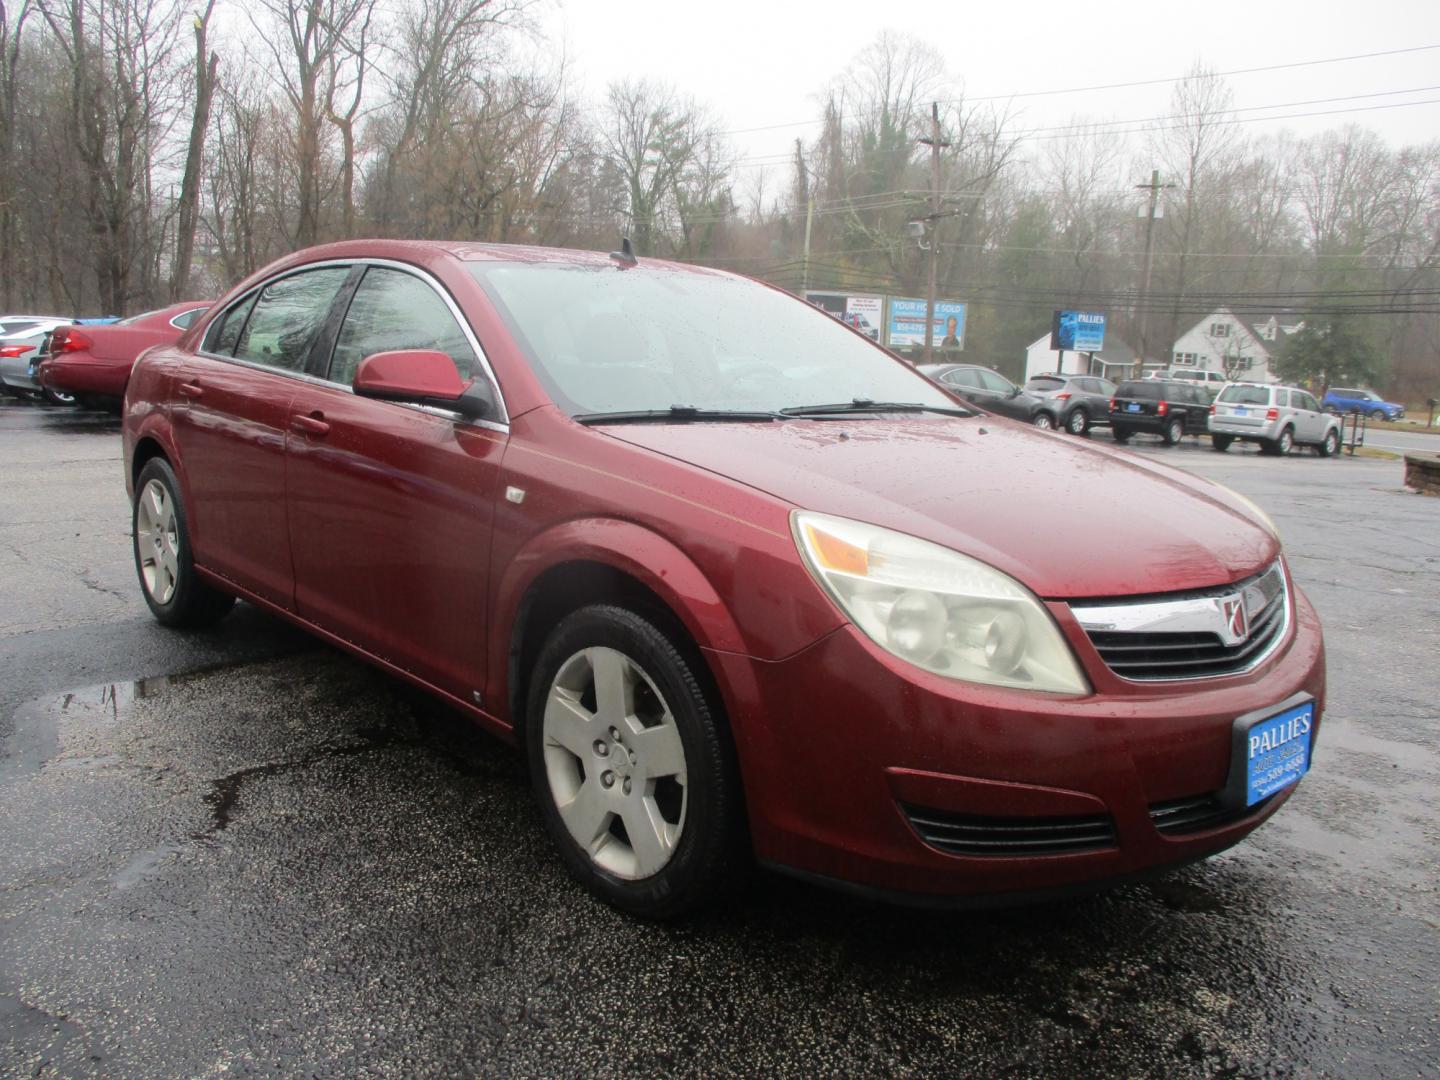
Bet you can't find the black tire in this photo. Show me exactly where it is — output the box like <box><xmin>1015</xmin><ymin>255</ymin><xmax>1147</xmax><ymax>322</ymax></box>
<box><xmin>1317</xmin><ymin>428</ymin><xmax>1340</xmax><ymax>458</ymax></box>
<box><xmin>132</xmin><ymin>458</ymin><xmax>235</xmax><ymax>628</ymax></box>
<box><xmin>1211</xmin><ymin>434</ymin><xmax>1233</xmax><ymax>452</ymax></box>
<box><xmin>525</xmin><ymin>603</ymin><xmax>743</xmax><ymax>919</ymax></box>
<box><xmin>1065</xmin><ymin>407</ymin><xmax>1089</xmax><ymax>436</ymax></box>
<box><xmin>1111</xmin><ymin>426</ymin><xmax>1132</xmax><ymax>443</ymax></box>
<box><xmin>1369</xmin><ymin>409</ymin><xmax>1386</xmax><ymax>422</ymax></box>
<box><xmin>1031</xmin><ymin>411</ymin><xmax>1055</xmax><ymax>430</ymax></box>
<box><xmin>1275</xmin><ymin>427</ymin><xmax>1294</xmax><ymax>456</ymax></box>
<box><xmin>1161</xmin><ymin>417</ymin><xmax>1185</xmax><ymax>446</ymax></box>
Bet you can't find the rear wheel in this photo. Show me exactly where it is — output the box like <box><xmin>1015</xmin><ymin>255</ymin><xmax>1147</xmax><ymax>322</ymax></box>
<box><xmin>1161</xmin><ymin>417</ymin><xmax>1184</xmax><ymax>446</ymax></box>
<box><xmin>526</xmin><ymin>604</ymin><xmax>742</xmax><ymax>919</ymax></box>
<box><xmin>1065</xmin><ymin>408</ymin><xmax>1089</xmax><ymax>436</ymax></box>
<box><xmin>1031</xmin><ymin>412</ymin><xmax>1055</xmax><ymax>430</ymax></box>
<box><xmin>1211</xmin><ymin>434</ymin><xmax>1233</xmax><ymax>452</ymax></box>
<box><xmin>1317</xmin><ymin>429</ymin><xmax>1340</xmax><ymax>458</ymax></box>
<box><xmin>42</xmin><ymin>386</ymin><xmax>77</xmax><ymax>406</ymax></box>
<box><xmin>1276</xmin><ymin>427</ymin><xmax>1294</xmax><ymax>455</ymax></box>
<box><xmin>132</xmin><ymin>458</ymin><xmax>235</xmax><ymax>627</ymax></box>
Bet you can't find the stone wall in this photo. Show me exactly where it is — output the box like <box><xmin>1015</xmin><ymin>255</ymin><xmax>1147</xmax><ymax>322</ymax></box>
<box><xmin>1403</xmin><ymin>452</ymin><xmax>1440</xmax><ymax>496</ymax></box>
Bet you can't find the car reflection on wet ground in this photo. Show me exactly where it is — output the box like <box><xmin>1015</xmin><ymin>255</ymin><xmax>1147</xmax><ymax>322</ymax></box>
<box><xmin>1</xmin><ymin>400</ymin><xmax>1437</xmax><ymax>1077</ymax></box>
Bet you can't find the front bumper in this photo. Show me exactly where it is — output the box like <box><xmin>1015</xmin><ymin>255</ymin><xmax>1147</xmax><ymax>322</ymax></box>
<box><xmin>711</xmin><ymin>583</ymin><xmax>1325</xmax><ymax>900</ymax></box>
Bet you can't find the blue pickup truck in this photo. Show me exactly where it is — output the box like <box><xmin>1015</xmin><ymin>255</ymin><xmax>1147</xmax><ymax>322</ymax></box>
<box><xmin>1321</xmin><ymin>387</ymin><xmax>1405</xmax><ymax>421</ymax></box>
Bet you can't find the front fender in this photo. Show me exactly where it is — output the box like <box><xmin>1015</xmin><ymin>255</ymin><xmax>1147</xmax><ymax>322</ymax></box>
<box><xmin>488</xmin><ymin>517</ymin><xmax>751</xmax><ymax>717</ymax></box>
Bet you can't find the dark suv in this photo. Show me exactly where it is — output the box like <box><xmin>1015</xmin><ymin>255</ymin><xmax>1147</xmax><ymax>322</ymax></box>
<box><xmin>1110</xmin><ymin>380</ymin><xmax>1212</xmax><ymax>445</ymax></box>
<box><xmin>1023</xmin><ymin>373</ymin><xmax>1117</xmax><ymax>435</ymax></box>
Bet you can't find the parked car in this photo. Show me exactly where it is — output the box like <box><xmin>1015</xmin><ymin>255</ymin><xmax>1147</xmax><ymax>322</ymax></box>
<box><xmin>1109</xmin><ymin>379</ymin><xmax>1213</xmax><ymax>444</ymax></box>
<box><xmin>917</xmin><ymin>362</ymin><xmax>1053</xmax><ymax>427</ymax></box>
<box><xmin>1321</xmin><ymin>386</ymin><xmax>1405</xmax><ymax>422</ymax></box>
<box><xmin>0</xmin><ymin>314</ymin><xmax>68</xmax><ymax>337</ymax></box>
<box><xmin>1210</xmin><ymin>383</ymin><xmax>1341</xmax><ymax>457</ymax></box>
<box><xmin>122</xmin><ymin>240</ymin><xmax>1325</xmax><ymax>918</ymax></box>
<box><xmin>38</xmin><ymin>302</ymin><xmax>210</xmax><ymax>410</ymax></box>
<box><xmin>841</xmin><ymin>312</ymin><xmax>880</xmax><ymax>341</ymax></box>
<box><xmin>0</xmin><ymin>320</ymin><xmax>73</xmax><ymax>404</ymax></box>
<box><xmin>1022</xmin><ymin>373</ymin><xmax>1117</xmax><ymax>435</ymax></box>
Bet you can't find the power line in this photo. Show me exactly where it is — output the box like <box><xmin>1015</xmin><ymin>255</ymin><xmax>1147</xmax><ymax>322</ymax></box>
<box><xmin>716</xmin><ymin>44</ymin><xmax>1440</xmax><ymax>137</ymax></box>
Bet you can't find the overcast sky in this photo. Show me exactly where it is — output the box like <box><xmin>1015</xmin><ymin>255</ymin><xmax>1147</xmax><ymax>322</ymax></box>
<box><xmin>546</xmin><ymin>0</ymin><xmax>1440</xmax><ymax>194</ymax></box>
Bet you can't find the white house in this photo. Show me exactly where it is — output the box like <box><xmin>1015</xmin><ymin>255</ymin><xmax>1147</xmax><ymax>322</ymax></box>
<box><xmin>1024</xmin><ymin>334</ymin><xmax>1138</xmax><ymax>382</ymax></box>
<box><xmin>1169</xmin><ymin>308</ymin><xmax>1304</xmax><ymax>384</ymax></box>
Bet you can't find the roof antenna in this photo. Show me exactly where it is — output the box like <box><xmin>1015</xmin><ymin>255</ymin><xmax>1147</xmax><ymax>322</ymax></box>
<box><xmin>609</xmin><ymin>234</ymin><xmax>637</xmax><ymax>268</ymax></box>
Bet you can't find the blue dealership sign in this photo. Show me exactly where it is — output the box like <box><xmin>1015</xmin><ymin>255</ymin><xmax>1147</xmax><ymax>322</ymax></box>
<box><xmin>1050</xmin><ymin>310</ymin><xmax>1106</xmax><ymax>352</ymax></box>
<box><xmin>887</xmin><ymin>298</ymin><xmax>966</xmax><ymax>349</ymax></box>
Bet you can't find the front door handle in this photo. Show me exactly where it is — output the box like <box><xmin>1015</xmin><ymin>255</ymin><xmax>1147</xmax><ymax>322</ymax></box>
<box><xmin>178</xmin><ymin>381</ymin><xmax>203</xmax><ymax>398</ymax></box>
<box><xmin>291</xmin><ymin>413</ymin><xmax>330</xmax><ymax>437</ymax></box>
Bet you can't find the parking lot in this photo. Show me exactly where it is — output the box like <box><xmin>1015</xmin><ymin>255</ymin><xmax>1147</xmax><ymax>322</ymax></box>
<box><xmin>1</xmin><ymin>398</ymin><xmax>1436</xmax><ymax>1077</ymax></box>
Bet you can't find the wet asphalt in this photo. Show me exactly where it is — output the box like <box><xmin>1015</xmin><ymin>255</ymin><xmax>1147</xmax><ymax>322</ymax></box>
<box><xmin>1</xmin><ymin>400</ymin><xmax>1437</xmax><ymax>1078</ymax></box>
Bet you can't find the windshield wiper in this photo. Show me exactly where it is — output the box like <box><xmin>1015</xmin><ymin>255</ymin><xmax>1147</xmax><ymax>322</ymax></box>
<box><xmin>779</xmin><ymin>398</ymin><xmax>973</xmax><ymax>418</ymax></box>
<box><xmin>573</xmin><ymin>405</ymin><xmax>788</xmax><ymax>425</ymax></box>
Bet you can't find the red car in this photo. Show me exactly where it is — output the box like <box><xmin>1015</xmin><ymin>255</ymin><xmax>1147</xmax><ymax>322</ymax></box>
<box><xmin>121</xmin><ymin>242</ymin><xmax>1325</xmax><ymax>918</ymax></box>
<box><xmin>39</xmin><ymin>301</ymin><xmax>211</xmax><ymax>409</ymax></box>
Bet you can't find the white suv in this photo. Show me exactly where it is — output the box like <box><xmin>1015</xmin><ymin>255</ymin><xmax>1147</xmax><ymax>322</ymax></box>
<box><xmin>1209</xmin><ymin>382</ymin><xmax>1342</xmax><ymax>457</ymax></box>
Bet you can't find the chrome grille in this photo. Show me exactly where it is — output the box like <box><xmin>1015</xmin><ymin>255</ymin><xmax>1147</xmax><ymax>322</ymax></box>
<box><xmin>1071</xmin><ymin>562</ymin><xmax>1289</xmax><ymax>681</ymax></box>
<box><xmin>1149</xmin><ymin>792</ymin><xmax>1275</xmax><ymax>835</ymax></box>
<box><xmin>901</xmin><ymin>804</ymin><xmax>1117</xmax><ymax>856</ymax></box>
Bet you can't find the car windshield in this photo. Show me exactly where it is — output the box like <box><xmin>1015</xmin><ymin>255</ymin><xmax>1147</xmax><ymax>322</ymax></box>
<box><xmin>469</xmin><ymin>262</ymin><xmax>957</xmax><ymax>417</ymax></box>
<box><xmin>1024</xmin><ymin>377</ymin><xmax>1066</xmax><ymax>392</ymax></box>
<box><xmin>1218</xmin><ymin>385</ymin><xmax>1270</xmax><ymax>405</ymax></box>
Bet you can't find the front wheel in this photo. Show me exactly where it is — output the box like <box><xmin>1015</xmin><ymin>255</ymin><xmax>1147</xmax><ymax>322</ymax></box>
<box><xmin>132</xmin><ymin>458</ymin><xmax>235</xmax><ymax>627</ymax></box>
<box><xmin>1065</xmin><ymin>408</ymin><xmax>1089</xmax><ymax>436</ymax></box>
<box><xmin>1161</xmin><ymin>417</ymin><xmax>1185</xmax><ymax>446</ymax></box>
<box><xmin>1369</xmin><ymin>409</ymin><xmax>1386</xmax><ymax>422</ymax></box>
<box><xmin>1211</xmin><ymin>434</ymin><xmax>1233</xmax><ymax>452</ymax></box>
<box><xmin>526</xmin><ymin>604</ymin><xmax>743</xmax><ymax>919</ymax></box>
<box><xmin>1031</xmin><ymin>412</ymin><xmax>1055</xmax><ymax>431</ymax></box>
<box><xmin>1317</xmin><ymin>429</ymin><xmax>1340</xmax><ymax>458</ymax></box>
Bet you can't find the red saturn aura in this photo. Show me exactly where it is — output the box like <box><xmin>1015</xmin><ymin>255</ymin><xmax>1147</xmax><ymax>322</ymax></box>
<box><xmin>121</xmin><ymin>241</ymin><xmax>1324</xmax><ymax>918</ymax></box>
<box><xmin>40</xmin><ymin>301</ymin><xmax>211</xmax><ymax>409</ymax></box>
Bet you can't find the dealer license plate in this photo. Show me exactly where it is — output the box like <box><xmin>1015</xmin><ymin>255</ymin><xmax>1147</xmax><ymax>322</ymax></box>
<box><xmin>1125</xmin><ymin>402</ymin><xmax>1141</xmax><ymax>412</ymax></box>
<box><xmin>1244</xmin><ymin>702</ymin><xmax>1313</xmax><ymax>805</ymax></box>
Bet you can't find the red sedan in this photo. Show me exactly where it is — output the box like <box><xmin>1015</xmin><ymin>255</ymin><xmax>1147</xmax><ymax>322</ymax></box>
<box><xmin>40</xmin><ymin>301</ymin><xmax>211</xmax><ymax>409</ymax></box>
<box><xmin>121</xmin><ymin>242</ymin><xmax>1324</xmax><ymax>918</ymax></box>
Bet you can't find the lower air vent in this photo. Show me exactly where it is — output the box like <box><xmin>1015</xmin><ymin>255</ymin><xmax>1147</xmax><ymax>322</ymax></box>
<box><xmin>1148</xmin><ymin>792</ymin><xmax>1274</xmax><ymax>836</ymax></box>
<box><xmin>901</xmin><ymin>804</ymin><xmax>1117</xmax><ymax>856</ymax></box>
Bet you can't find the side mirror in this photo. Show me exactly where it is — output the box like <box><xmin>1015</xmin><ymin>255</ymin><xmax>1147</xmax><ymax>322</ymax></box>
<box><xmin>1008</xmin><ymin>386</ymin><xmax>1021</xmax><ymax>398</ymax></box>
<box><xmin>353</xmin><ymin>349</ymin><xmax>496</xmax><ymax>421</ymax></box>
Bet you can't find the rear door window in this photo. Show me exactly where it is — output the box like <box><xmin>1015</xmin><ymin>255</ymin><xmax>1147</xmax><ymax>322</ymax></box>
<box><xmin>942</xmin><ymin>368</ymin><xmax>980</xmax><ymax>388</ymax></box>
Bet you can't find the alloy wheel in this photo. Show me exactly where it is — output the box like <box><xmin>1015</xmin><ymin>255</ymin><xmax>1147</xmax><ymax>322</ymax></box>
<box><xmin>135</xmin><ymin>478</ymin><xmax>180</xmax><ymax>604</ymax></box>
<box><xmin>1032</xmin><ymin>413</ymin><xmax>1054</xmax><ymax>430</ymax></box>
<box><xmin>541</xmin><ymin>646</ymin><xmax>688</xmax><ymax>880</ymax></box>
<box><xmin>1277</xmin><ymin>428</ymin><xmax>1293</xmax><ymax>455</ymax></box>
<box><xmin>1066</xmin><ymin>408</ymin><xmax>1087</xmax><ymax>435</ymax></box>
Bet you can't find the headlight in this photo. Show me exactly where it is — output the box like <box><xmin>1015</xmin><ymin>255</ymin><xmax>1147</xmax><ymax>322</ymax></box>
<box><xmin>791</xmin><ymin>511</ymin><xmax>1089</xmax><ymax>695</ymax></box>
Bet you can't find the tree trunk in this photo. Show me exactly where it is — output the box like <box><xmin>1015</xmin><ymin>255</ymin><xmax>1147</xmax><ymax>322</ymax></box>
<box><xmin>173</xmin><ymin>2</ymin><xmax>219</xmax><ymax>301</ymax></box>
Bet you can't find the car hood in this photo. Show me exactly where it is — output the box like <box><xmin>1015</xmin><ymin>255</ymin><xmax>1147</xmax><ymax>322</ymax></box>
<box><xmin>600</xmin><ymin>417</ymin><xmax>1279</xmax><ymax>599</ymax></box>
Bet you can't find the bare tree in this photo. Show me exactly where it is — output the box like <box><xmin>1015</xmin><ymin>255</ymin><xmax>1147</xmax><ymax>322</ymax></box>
<box><xmin>170</xmin><ymin>0</ymin><xmax>217</xmax><ymax>299</ymax></box>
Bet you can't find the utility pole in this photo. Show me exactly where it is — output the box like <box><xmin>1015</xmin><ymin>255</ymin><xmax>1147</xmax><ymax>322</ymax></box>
<box><xmin>1134</xmin><ymin>169</ymin><xmax>1173</xmax><ymax>374</ymax></box>
<box><xmin>797</xmin><ymin>138</ymin><xmax>814</xmax><ymax>297</ymax></box>
<box><xmin>918</xmin><ymin>102</ymin><xmax>951</xmax><ymax>364</ymax></box>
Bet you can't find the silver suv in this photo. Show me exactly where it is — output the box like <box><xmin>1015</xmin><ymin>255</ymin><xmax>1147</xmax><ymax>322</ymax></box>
<box><xmin>1209</xmin><ymin>382</ymin><xmax>1342</xmax><ymax>457</ymax></box>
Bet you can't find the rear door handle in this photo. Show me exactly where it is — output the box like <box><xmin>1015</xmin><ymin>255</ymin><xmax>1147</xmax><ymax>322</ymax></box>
<box><xmin>178</xmin><ymin>381</ymin><xmax>203</xmax><ymax>398</ymax></box>
<box><xmin>291</xmin><ymin>413</ymin><xmax>330</xmax><ymax>437</ymax></box>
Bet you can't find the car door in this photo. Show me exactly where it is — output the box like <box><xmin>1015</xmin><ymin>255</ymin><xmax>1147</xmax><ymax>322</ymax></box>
<box><xmin>284</xmin><ymin>262</ymin><xmax>507</xmax><ymax>701</ymax></box>
<box><xmin>977</xmin><ymin>369</ymin><xmax>1028</xmax><ymax>420</ymax></box>
<box><xmin>174</xmin><ymin>264</ymin><xmax>353</xmax><ymax>608</ymax></box>
<box><xmin>1291</xmin><ymin>390</ymin><xmax>1324</xmax><ymax>442</ymax></box>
